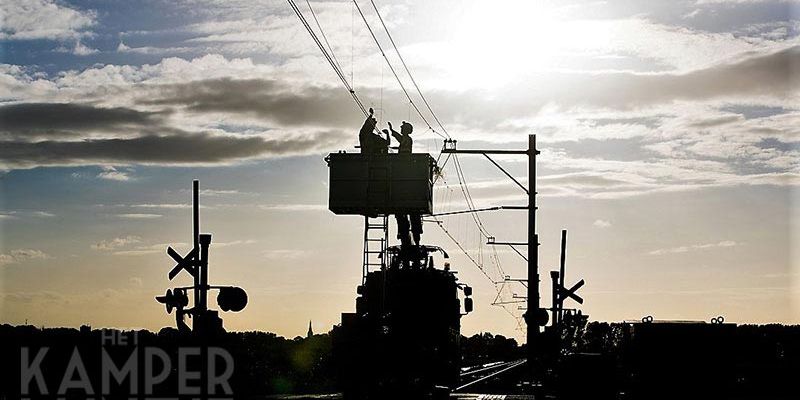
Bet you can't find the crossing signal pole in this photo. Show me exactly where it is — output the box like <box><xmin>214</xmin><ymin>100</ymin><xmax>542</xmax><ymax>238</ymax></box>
<box><xmin>156</xmin><ymin>180</ymin><xmax>248</xmax><ymax>335</ymax></box>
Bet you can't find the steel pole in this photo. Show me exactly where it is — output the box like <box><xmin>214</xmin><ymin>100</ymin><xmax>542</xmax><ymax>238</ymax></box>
<box><xmin>199</xmin><ymin>234</ymin><xmax>211</xmax><ymax>312</ymax></box>
<box><xmin>527</xmin><ymin>134</ymin><xmax>540</xmax><ymax>366</ymax></box>
<box><xmin>192</xmin><ymin>180</ymin><xmax>201</xmax><ymax>312</ymax></box>
<box><xmin>558</xmin><ymin>229</ymin><xmax>567</xmax><ymax>326</ymax></box>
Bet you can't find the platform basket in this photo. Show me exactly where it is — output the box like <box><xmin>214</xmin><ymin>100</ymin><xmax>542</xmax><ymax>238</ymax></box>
<box><xmin>328</xmin><ymin>153</ymin><xmax>434</xmax><ymax>215</ymax></box>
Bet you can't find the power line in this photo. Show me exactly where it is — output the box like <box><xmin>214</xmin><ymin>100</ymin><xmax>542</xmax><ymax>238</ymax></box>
<box><xmin>453</xmin><ymin>154</ymin><xmax>491</xmax><ymax>238</ymax></box>
<box><xmin>368</xmin><ymin>0</ymin><xmax>450</xmax><ymax>139</ymax></box>
<box><xmin>351</xmin><ymin>0</ymin><xmax>447</xmax><ymax>140</ymax></box>
<box><xmin>304</xmin><ymin>0</ymin><xmax>344</xmax><ymax>74</ymax></box>
<box><xmin>291</xmin><ymin>0</ymin><xmax>521</xmax><ymax>330</ymax></box>
<box><xmin>288</xmin><ymin>0</ymin><xmax>368</xmax><ymax>117</ymax></box>
<box><xmin>435</xmin><ymin>161</ymin><xmax>523</xmax><ymax>329</ymax></box>
<box><xmin>433</xmin><ymin>216</ymin><xmax>497</xmax><ymax>284</ymax></box>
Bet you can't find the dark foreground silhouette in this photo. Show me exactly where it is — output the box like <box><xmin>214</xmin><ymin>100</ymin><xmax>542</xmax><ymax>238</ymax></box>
<box><xmin>1</xmin><ymin>322</ymin><xmax>797</xmax><ymax>399</ymax></box>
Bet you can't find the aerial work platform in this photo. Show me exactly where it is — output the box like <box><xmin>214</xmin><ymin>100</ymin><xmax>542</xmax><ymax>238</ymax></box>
<box><xmin>327</xmin><ymin>152</ymin><xmax>435</xmax><ymax>216</ymax></box>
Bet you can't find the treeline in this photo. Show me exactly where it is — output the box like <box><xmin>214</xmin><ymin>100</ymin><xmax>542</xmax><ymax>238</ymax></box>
<box><xmin>557</xmin><ymin>322</ymin><xmax>800</xmax><ymax>399</ymax></box>
<box><xmin>0</xmin><ymin>324</ymin><xmax>519</xmax><ymax>397</ymax></box>
<box><xmin>0</xmin><ymin>324</ymin><xmax>335</xmax><ymax>396</ymax></box>
<box><xmin>569</xmin><ymin>321</ymin><xmax>800</xmax><ymax>358</ymax></box>
<box><xmin>2</xmin><ymin>322</ymin><xmax>797</xmax><ymax>398</ymax></box>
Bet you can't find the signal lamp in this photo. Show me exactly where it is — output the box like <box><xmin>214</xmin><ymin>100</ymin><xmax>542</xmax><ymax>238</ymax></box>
<box><xmin>155</xmin><ymin>288</ymin><xmax>189</xmax><ymax>314</ymax></box>
<box><xmin>217</xmin><ymin>286</ymin><xmax>248</xmax><ymax>312</ymax></box>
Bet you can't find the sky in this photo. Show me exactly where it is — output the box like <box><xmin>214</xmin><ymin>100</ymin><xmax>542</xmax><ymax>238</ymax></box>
<box><xmin>0</xmin><ymin>0</ymin><xmax>798</xmax><ymax>342</ymax></box>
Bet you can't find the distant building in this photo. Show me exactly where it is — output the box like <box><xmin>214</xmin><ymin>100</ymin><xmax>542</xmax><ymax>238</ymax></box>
<box><xmin>307</xmin><ymin>320</ymin><xmax>313</xmax><ymax>338</ymax></box>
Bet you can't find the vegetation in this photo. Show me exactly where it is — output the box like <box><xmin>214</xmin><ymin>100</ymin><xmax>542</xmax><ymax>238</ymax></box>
<box><xmin>1</xmin><ymin>322</ymin><xmax>798</xmax><ymax>397</ymax></box>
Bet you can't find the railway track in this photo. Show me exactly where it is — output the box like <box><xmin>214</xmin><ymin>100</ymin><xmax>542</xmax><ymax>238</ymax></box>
<box><xmin>456</xmin><ymin>359</ymin><xmax>528</xmax><ymax>392</ymax></box>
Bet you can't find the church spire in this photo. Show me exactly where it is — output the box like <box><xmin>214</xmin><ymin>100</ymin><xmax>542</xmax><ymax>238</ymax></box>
<box><xmin>307</xmin><ymin>320</ymin><xmax>313</xmax><ymax>338</ymax></box>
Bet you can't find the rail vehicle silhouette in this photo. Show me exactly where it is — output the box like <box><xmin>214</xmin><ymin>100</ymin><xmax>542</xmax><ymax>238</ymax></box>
<box><xmin>327</xmin><ymin>150</ymin><xmax>472</xmax><ymax>399</ymax></box>
<box><xmin>333</xmin><ymin>245</ymin><xmax>472</xmax><ymax>399</ymax></box>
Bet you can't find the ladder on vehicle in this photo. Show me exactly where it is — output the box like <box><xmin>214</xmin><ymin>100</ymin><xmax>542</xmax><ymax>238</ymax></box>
<box><xmin>362</xmin><ymin>215</ymin><xmax>388</xmax><ymax>283</ymax></box>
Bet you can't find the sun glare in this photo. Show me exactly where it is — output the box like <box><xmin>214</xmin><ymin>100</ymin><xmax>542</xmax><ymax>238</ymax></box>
<box><xmin>447</xmin><ymin>0</ymin><xmax>611</xmax><ymax>87</ymax></box>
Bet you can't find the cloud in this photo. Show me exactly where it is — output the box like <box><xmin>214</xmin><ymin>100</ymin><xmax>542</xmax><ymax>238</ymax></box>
<box><xmin>112</xmin><ymin>242</ymin><xmax>188</xmax><ymax>256</ymax></box>
<box><xmin>0</xmin><ymin>0</ymin><xmax>96</xmax><ymax>40</ymax></box>
<box><xmin>117</xmin><ymin>41</ymin><xmax>192</xmax><ymax>55</ymax></box>
<box><xmin>549</xmin><ymin>138</ymin><xmax>658</xmax><ymax>162</ymax></box>
<box><xmin>0</xmin><ymin>103</ymin><xmax>166</xmax><ymax>139</ymax></box>
<box><xmin>125</xmin><ymin>47</ymin><xmax>799</xmax><ymax>131</ymax></box>
<box><xmin>0</xmin><ymin>45</ymin><xmax>795</xmax><ymax>198</ymax></box>
<box><xmin>210</xmin><ymin>239</ymin><xmax>257</xmax><ymax>248</ymax></box>
<box><xmin>258</xmin><ymin>204</ymin><xmax>328</xmax><ymax>212</ymax></box>
<box><xmin>199</xmin><ymin>189</ymin><xmax>241</xmax><ymax>196</ymax></box>
<box><xmin>534</xmin><ymin>45</ymin><xmax>799</xmax><ymax>110</ymax></box>
<box><xmin>138</xmin><ymin>78</ymin><xmax>365</xmax><ymax>128</ymax></box>
<box><xmin>262</xmin><ymin>249</ymin><xmax>308</xmax><ymax>259</ymax></box>
<box><xmin>116</xmin><ymin>213</ymin><xmax>162</xmax><ymax>219</ymax></box>
<box><xmin>0</xmin><ymin>130</ymin><xmax>350</xmax><ymax>169</ymax></box>
<box><xmin>0</xmin><ymin>290</ymin><xmax>63</xmax><ymax>303</ymax></box>
<box><xmin>593</xmin><ymin>219</ymin><xmax>612</xmax><ymax>228</ymax></box>
<box><xmin>96</xmin><ymin>166</ymin><xmax>131</xmax><ymax>181</ymax></box>
<box><xmin>91</xmin><ymin>235</ymin><xmax>141</xmax><ymax>251</ymax></box>
<box><xmin>112</xmin><ymin>249</ymin><xmax>161</xmax><ymax>256</ymax></box>
<box><xmin>0</xmin><ymin>210</ymin><xmax>55</xmax><ymax>219</ymax></box>
<box><xmin>71</xmin><ymin>40</ymin><xmax>98</xmax><ymax>56</ymax></box>
<box><xmin>55</xmin><ymin>40</ymin><xmax>99</xmax><ymax>56</ymax></box>
<box><xmin>648</xmin><ymin>240</ymin><xmax>740</xmax><ymax>255</ymax></box>
<box><xmin>0</xmin><ymin>249</ymin><xmax>50</xmax><ymax>266</ymax></box>
<box><xmin>130</xmin><ymin>203</ymin><xmax>192</xmax><ymax>209</ymax></box>
<box><xmin>456</xmin><ymin>150</ymin><xmax>798</xmax><ymax>201</ymax></box>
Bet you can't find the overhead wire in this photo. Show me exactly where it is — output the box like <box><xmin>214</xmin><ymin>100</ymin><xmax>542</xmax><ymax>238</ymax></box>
<box><xmin>289</xmin><ymin>0</ymin><xmax>523</xmax><ymax>330</ymax></box>
<box><xmin>432</xmin><ymin>215</ymin><xmax>497</xmax><ymax>284</ymax></box>
<box><xmin>453</xmin><ymin>155</ymin><xmax>491</xmax><ymax>238</ymax></box>
<box><xmin>358</xmin><ymin>0</ymin><xmax>522</xmax><ymax>318</ymax></box>
<box><xmin>288</xmin><ymin>0</ymin><xmax>368</xmax><ymax>117</ymax></box>
<box><xmin>368</xmin><ymin>0</ymin><xmax>451</xmax><ymax>139</ymax></box>
<box><xmin>354</xmin><ymin>0</ymin><xmax>524</xmax><ymax>329</ymax></box>
<box><xmin>351</xmin><ymin>0</ymin><xmax>447</xmax><ymax>140</ymax></box>
<box><xmin>305</xmin><ymin>0</ymin><xmax>344</xmax><ymax>74</ymax></box>
<box><xmin>435</xmin><ymin>156</ymin><xmax>524</xmax><ymax>329</ymax></box>
<box><xmin>442</xmin><ymin>153</ymin><xmax>527</xmax><ymax>329</ymax></box>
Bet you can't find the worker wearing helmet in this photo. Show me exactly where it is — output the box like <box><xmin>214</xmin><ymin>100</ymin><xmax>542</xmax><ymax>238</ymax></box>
<box><xmin>389</xmin><ymin>121</ymin><xmax>423</xmax><ymax>247</ymax></box>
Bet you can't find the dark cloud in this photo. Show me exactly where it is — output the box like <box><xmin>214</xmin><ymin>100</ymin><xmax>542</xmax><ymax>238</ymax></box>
<box><xmin>550</xmin><ymin>138</ymin><xmax>660</xmax><ymax>162</ymax></box>
<box><xmin>124</xmin><ymin>47</ymin><xmax>798</xmax><ymax>135</ymax></box>
<box><xmin>539</xmin><ymin>173</ymin><xmax>635</xmax><ymax>188</ymax></box>
<box><xmin>0</xmin><ymin>130</ymin><xmax>349</xmax><ymax>169</ymax></box>
<box><xmin>719</xmin><ymin>104</ymin><xmax>793</xmax><ymax>119</ymax></box>
<box><xmin>0</xmin><ymin>103</ymin><xmax>167</xmax><ymax>138</ymax></box>
<box><xmin>558</xmin><ymin>0</ymin><xmax>798</xmax><ymax>34</ymax></box>
<box><xmin>580</xmin><ymin>116</ymin><xmax>665</xmax><ymax>128</ymax></box>
<box><xmin>756</xmin><ymin>138</ymin><xmax>800</xmax><ymax>152</ymax></box>
<box><xmin>411</xmin><ymin>46</ymin><xmax>800</xmax><ymax>127</ymax></box>
<box><xmin>1</xmin><ymin>47</ymin><xmax>794</xmax><ymax>170</ymax></box>
<box><xmin>688</xmin><ymin>115</ymin><xmax>742</xmax><ymax>128</ymax></box>
<box><xmin>545</xmin><ymin>45</ymin><xmax>799</xmax><ymax>109</ymax></box>
<box><xmin>140</xmin><ymin>78</ymin><xmax>366</xmax><ymax>128</ymax></box>
<box><xmin>0</xmin><ymin>101</ymin><xmax>350</xmax><ymax>169</ymax></box>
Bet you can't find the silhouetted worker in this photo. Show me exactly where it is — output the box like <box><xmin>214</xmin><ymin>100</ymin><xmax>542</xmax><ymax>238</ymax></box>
<box><xmin>389</xmin><ymin>121</ymin><xmax>424</xmax><ymax>248</ymax></box>
<box><xmin>395</xmin><ymin>213</ymin><xmax>412</xmax><ymax>249</ymax></box>
<box><xmin>388</xmin><ymin>121</ymin><xmax>413</xmax><ymax>153</ymax></box>
<box><xmin>359</xmin><ymin>108</ymin><xmax>389</xmax><ymax>154</ymax></box>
